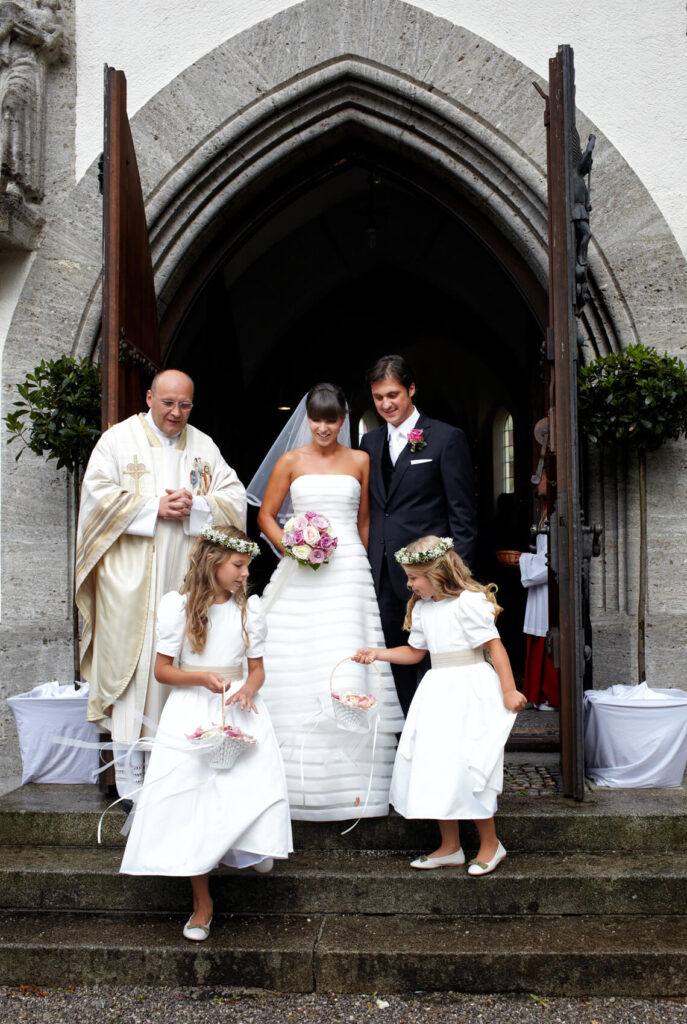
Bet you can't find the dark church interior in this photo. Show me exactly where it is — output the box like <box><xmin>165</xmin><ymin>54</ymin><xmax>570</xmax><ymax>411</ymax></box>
<box><xmin>165</xmin><ymin>155</ymin><xmax>546</xmax><ymax>675</ymax></box>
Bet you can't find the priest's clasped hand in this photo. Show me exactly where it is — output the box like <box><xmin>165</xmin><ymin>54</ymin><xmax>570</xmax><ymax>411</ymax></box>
<box><xmin>159</xmin><ymin>487</ymin><xmax>193</xmax><ymax>519</ymax></box>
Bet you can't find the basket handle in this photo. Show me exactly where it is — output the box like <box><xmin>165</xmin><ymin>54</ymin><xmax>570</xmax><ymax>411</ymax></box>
<box><xmin>221</xmin><ymin>683</ymin><xmax>226</xmax><ymax>729</ymax></box>
<box><xmin>329</xmin><ymin>657</ymin><xmax>383</xmax><ymax>700</ymax></box>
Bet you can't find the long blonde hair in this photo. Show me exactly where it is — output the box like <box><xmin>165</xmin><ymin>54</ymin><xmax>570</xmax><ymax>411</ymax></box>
<box><xmin>401</xmin><ymin>535</ymin><xmax>502</xmax><ymax>631</ymax></box>
<box><xmin>180</xmin><ymin>526</ymin><xmax>252</xmax><ymax>653</ymax></box>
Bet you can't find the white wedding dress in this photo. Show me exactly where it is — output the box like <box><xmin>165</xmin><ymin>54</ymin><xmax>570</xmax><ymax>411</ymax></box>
<box><xmin>261</xmin><ymin>474</ymin><xmax>404</xmax><ymax>821</ymax></box>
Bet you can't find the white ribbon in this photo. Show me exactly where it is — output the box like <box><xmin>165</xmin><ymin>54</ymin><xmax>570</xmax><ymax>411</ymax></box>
<box><xmin>261</xmin><ymin>556</ymin><xmax>298</xmax><ymax>614</ymax></box>
<box><xmin>52</xmin><ymin>706</ymin><xmax>228</xmax><ymax>844</ymax></box>
<box><xmin>282</xmin><ymin>694</ymin><xmax>381</xmax><ymax>834</ymax></box>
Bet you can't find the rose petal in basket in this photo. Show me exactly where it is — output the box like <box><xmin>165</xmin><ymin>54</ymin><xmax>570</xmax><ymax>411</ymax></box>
<box><xmin>331</xmin><ymin>694</ymin><xmax>376</xmax><ymax>732</ymax></box>
<box><xmin>329</xmin><ymin>659</ymin><xmax>383</xmax><ymax>731</ymax></box>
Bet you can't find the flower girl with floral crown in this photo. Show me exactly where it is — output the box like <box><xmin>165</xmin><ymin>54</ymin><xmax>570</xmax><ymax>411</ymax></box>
<box><xmin>354</xmin><ymin>535</ymin><xmax>526</xmax><ymax>876</ymax></box>
<box><xmin>120</xmin><ymin>525</ymin><xmax>292</xmax><ymax>942</ymax></box>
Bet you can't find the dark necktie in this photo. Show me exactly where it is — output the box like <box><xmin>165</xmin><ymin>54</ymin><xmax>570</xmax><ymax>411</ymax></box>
<box><xmin>382</xmin><ymin>437</ymin><xmax>394</xmax><ymax>493</ymax></box>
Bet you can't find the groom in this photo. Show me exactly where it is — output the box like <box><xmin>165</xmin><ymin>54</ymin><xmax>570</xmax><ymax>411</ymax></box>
<box><xmin>361</xmin><ymin>354</ymin><xmax>477</xmax><ymax>714</ymax></box>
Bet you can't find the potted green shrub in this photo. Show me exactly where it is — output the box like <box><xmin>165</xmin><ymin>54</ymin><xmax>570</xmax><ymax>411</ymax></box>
<box><xmin>5</xmin><ymin>355</ymin><xmax>101</xmax><ymax>681</ymax></box>
<box><xmin>578</xmin><ymin>343</ymin><xmax>687</xmax><ymax>684</ymax></box>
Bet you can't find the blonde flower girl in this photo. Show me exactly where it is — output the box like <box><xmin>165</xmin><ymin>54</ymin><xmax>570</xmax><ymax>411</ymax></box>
<box><xmin>121</xmin><ymin>525</ymin><xmax>292</xmax><ymax>940</ymax></box>
<box><xmin>354</xmin><ymin>535</ymin><xmax>526</xmax><ymax>876</ymax></box>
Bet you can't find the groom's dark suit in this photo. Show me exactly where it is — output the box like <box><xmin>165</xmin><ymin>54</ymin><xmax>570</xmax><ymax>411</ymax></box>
<box><xmin>361</xmin><ymin>412</ymin><xmax>477</xmax><ymax>714</ymax></box>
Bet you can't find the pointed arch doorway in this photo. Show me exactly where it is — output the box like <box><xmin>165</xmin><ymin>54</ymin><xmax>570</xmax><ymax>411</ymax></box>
<box><xmin>101</xmin><ymin>43</ymin><xmax>594</xmax><ymax>797</ymax></box>
<box><xmin>159</xmin><ymin>139</ymin><xmax>546</xmax><ymax>671</ymax></box>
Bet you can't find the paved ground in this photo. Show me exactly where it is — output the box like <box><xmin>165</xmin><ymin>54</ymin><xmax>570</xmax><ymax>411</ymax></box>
<box><xmin>1</xmin><ymin>987</ymin><xmax>686</xmax><ymax>1023</ymax></box>
<box><xmin>503</xmin><ymin>757</ymin><xmax>561</xmax><ymax>794</ymax></box>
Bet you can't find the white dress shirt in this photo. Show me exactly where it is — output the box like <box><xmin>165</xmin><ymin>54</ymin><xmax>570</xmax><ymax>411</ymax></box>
<box><xmin>387</xmin><ymin>407</ymin><xmax>420</xmax><ymax>465</ymax></box>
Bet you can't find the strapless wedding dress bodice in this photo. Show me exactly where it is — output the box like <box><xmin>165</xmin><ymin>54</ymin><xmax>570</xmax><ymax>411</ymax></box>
<box><xmin>261</xmin><ymin>474</ymin><xmax>404</xmax><ymax>822</ymax></box>
<box><xmin>289</xmin><ymin>473</ymin><xmax>360</xmax><ymax>532</ymax></box>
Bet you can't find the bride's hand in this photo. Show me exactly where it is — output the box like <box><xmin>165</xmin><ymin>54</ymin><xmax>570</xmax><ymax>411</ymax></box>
<box><xmin>352</xmin><ymin>647</ymin><xmax>377</xmax><ymax>664</ymax></box>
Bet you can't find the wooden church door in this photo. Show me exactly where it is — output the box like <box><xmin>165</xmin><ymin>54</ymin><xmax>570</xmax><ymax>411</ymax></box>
<box><xmin>101</xmin><ymin>66</ymin><xmax>160</xmax><ymax>430</ymax></box>
<box><xmin>540</xmin><ymin>45</ymin><xmax>600</xmax><ymax>800</ymax></box>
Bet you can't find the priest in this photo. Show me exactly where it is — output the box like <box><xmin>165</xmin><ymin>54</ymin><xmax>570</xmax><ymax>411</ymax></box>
<box><xmin>75</xmin><ymin>370</ymin><xmax>246</xmax><ymax>795</ymax></box>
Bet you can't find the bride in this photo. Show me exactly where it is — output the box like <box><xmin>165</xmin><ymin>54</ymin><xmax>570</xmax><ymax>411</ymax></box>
<box><xmin>248</xmin><ymin>382</ymin><xmax>404</xmax><ymax>822</ymax></box>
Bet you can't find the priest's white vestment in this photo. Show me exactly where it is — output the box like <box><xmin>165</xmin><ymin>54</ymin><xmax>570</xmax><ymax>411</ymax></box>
<box><xmin>75</xmin><ymin>411</ymin><xmax>246</xmax><ymax>742</ymax></box>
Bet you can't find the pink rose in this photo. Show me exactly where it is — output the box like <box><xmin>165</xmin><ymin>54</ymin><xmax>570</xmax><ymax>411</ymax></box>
<box><xmin>292</xmin><ymin>529</ymin><xmax>304</xmax><ymax>544</ymax></box>
<box><xmin>331</xmin><ymin>537</ymin><xmax>338</xmax><ymax>548</ymax></box>
<box><xmin>282</xmin><ymin>532</ymin><xmax>295</xmax><ymax>547</ymax></box>
<box><xmin>318</xmin><ymin>533</ymin><xmax>334</xmax><ymax>550</ymax></box>
<box><xmin>303</xmin><ymin>525</ymin><xmax>320</xmax><ymax>546</ymax></box>
<box><xmin>293</xmin><ymin>515</ymin><xmax>309</xmax><ymax>530</ymax></box>
<box><xmin>309</xmin><ymin>547</ymin><xmax>326</xmax><ymax>564</ymax></box>
<box><xmin>304</xmin><ymin>511</ymin><xmax>318</xmax><ymax>521</ymax></box>
<box><xmin>310</xmin><ymin>514</ymin><xmax>329</xmax><ymax>530</ymax></box>
<box><xmin>408</xmin><ymin>428</ymin><xmax>423</xmax><ymax>443</ymax></box>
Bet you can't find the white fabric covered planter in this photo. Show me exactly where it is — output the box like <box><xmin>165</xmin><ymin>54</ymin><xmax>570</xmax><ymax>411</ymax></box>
<box><xmin>584</xmin><ymin>683</ymin><xmax>687</xmax><ymax>788</ymax></box>
<box><xmin>7</xmin><ymin>682</ymin><xmax>99</xmax><ymax>785</ymax></box>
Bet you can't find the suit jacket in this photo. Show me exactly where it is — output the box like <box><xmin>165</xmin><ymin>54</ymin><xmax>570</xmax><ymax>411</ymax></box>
<box><xmin>360</xmin><ymin>412</ymin><xmax>477</xmax><ymax>602</ymax></box>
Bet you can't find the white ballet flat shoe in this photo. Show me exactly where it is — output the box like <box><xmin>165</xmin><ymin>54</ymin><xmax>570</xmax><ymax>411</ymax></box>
<box><xmin>467</xmin><ymin>841</ymin><xmax>507</xmax><ymax>876</ymax></box>
<box><xmin>253</xmin><ymin>857</ymin><xmax>274</xmax><ymax>874</ymax></box>
<box><xmin>182</xmin><ymin>915</ymin><xmax>212</xmax><ymax>941</ymax></box>
<box><xmin>410</xmin><ymin>849</ymin><xmax>466</xmax><ymax>869</ymax></box>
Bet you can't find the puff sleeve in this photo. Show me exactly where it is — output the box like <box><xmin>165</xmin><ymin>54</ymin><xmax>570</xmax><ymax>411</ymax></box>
<box><xmin>245</xmin><ymin>595</ymin><xmax>268</xmax><ymax>658</ymax></box>
<box><xmin>408</xmin><ymin>602</ymin><xmax>428</xmax><ymax>650</ymax></box>
<box><xmin>458</xmin><ymin>590</ymin><xmax>500</xmax><ymax>647</ymax></box>
<box><xmin>155</xmin><ymin>591</ymin><xmax>187</xmax><ymax>658</ymax></box>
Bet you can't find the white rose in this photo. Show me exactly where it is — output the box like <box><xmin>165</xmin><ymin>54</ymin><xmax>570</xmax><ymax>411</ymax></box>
<box><xmin>302</xmin><ymin>525</ymin><xmax>319</xmax><ymax>546</ymax></box>
<box><xmin>291</xmin><ymin>544</ymin><xmax>311</xmax><ymax>561</ymax></box>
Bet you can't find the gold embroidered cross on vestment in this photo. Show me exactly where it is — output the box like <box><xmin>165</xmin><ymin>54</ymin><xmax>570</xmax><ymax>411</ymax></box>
<box><xmin>123</xmin><ymin>454</ymin><xmax>150</xmax><ymax>496</ymax></box>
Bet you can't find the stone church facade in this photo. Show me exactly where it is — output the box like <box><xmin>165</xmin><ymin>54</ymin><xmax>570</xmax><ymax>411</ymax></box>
<box><xmin>1</xmin><ymin>0</ymin><xmax>686</xmax><ymax>786</ymax></box>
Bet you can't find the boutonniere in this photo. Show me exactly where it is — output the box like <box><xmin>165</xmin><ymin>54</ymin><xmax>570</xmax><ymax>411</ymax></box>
<box><xmin>407</xmin><ymin>428</ymin><xmax>427</xmax><ymax>453</ymax></box>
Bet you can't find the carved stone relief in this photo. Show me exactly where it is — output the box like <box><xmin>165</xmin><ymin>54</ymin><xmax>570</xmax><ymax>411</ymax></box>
<box><xmin>0</xmin><ymin>0</ymin><xmax>65</xmax><ymax>249</ymax></box>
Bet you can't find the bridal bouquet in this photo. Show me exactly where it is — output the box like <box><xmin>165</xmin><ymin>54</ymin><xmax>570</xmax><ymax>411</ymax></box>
<box><xmin>281</xmin><ymin>511</ymin><xmax>338</xmax><ymax>570</ymax></box>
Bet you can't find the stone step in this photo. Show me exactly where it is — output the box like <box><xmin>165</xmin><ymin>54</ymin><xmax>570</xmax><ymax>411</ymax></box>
<box><xmin>0</xmin><ymin>910</ymin><xmax>684</xmax><ymax>995</ymax></box>
<box><xmin>2</xmin><ymin>847</ymin><xmax>685</xmax><ymax>918</ymax></box>
<box><xmin>2</xmin><ymin>784</ymin><xmax>687</xmax><ymax>852</ymax></box>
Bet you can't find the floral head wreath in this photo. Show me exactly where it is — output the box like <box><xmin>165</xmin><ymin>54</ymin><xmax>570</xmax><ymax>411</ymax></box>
<box><xmin>395</xmin><ymin>537</ymin><xmax>454</xmax><ymax>566</ymax></box>
<box><xmin>200</xmin><ymin>524</ymin><xmax>260</xmax><ymax>558</ymax></box>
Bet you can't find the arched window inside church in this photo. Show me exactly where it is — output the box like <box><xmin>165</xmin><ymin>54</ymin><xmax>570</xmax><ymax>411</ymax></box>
<box><xmin>493</xmin><ymin>409</ymin><xmax>515</xmax><ymax>503</ymax></box>
<box><xmin>358</xmin><ymin>411</ymin><xmax>378</xmax><ymax>445</ymax></box>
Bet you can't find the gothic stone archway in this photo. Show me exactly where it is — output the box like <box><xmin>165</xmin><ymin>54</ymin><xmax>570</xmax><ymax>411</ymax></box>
<box><xmin>3</xmin><ymin>0</ymin><xmax>687</xmax><ymax>778</ymax></box>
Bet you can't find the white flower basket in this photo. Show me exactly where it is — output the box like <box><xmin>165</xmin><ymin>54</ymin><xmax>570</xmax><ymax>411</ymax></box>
<box><xmin>207</xmin><ymin>733</ymin><xmax>253</xmax><ymax>771</ymax></box>
<box><xmin>329</xmin><ymin>658</ymin><xmax>382</xmax><ymax>731</ymax></box>
<box><xmin>190</xmin><ymin>684</ymin><xmax>257</xmax><ymax>771</ymax></box>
